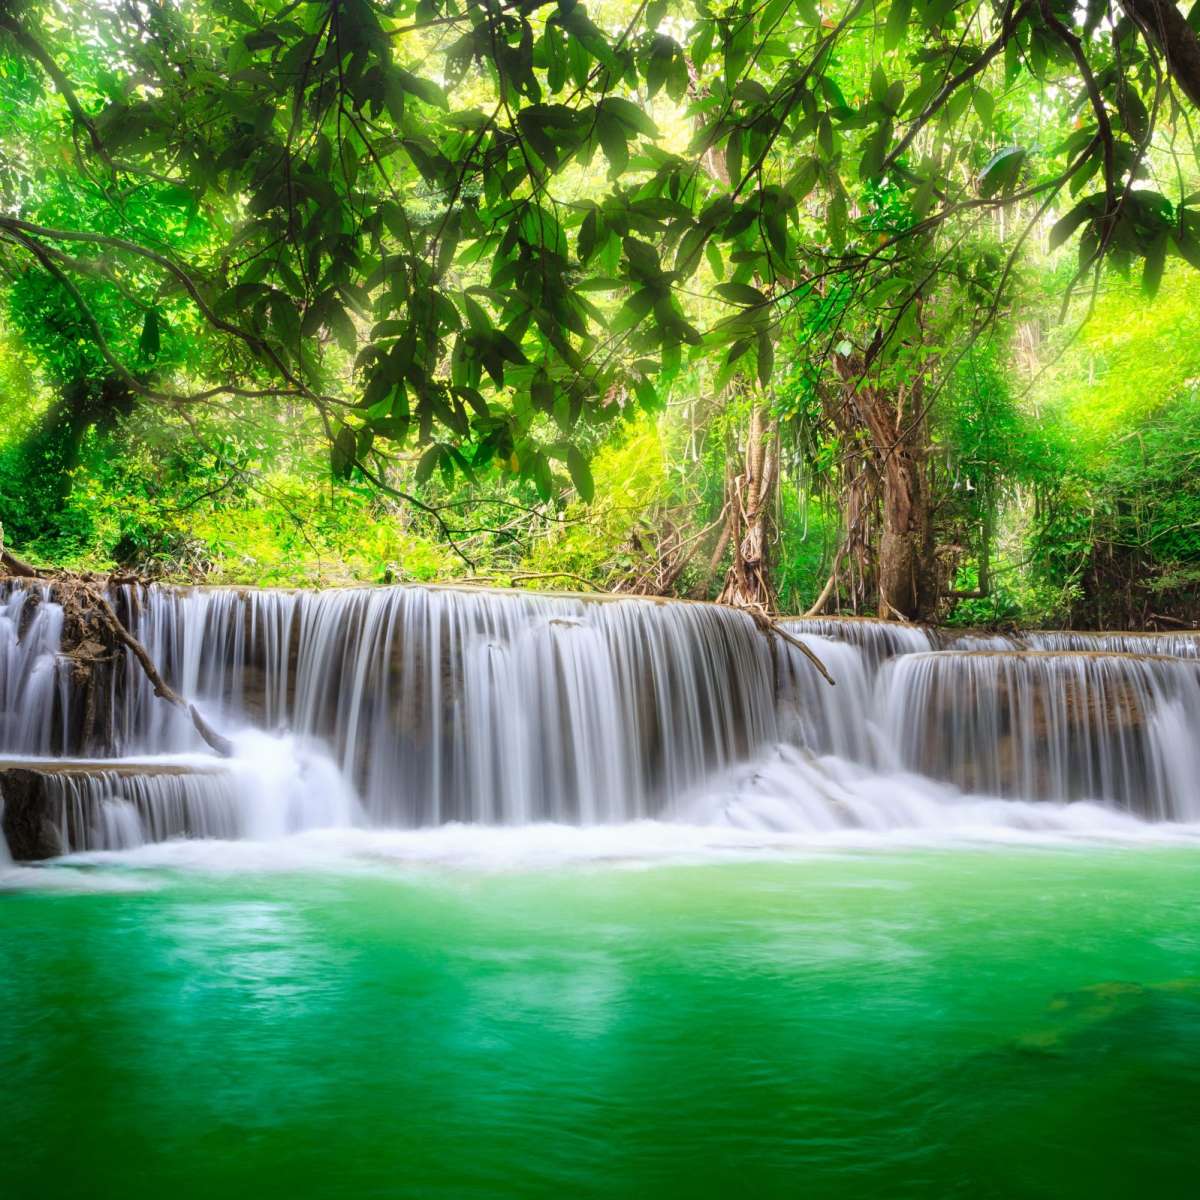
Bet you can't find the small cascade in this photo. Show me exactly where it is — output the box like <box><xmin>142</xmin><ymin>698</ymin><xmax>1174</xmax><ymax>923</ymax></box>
<box><xmin>878</xmin><ymin>651</ymin><xmax>1200</xmax><ymax>820</ymax></box>
<box><xmin>941</xmin><ymin>632</ymin><xmax>1021</xmax><ymax>651</ymax></box>
<box><xmin>779</xmin><ymin>616</ymin><xmax>936</xmax><ymax>670</ymax></box>
<box><xmin>46</xmin><ymin>768</ymin><xmax>242</xmax><ymax>853</ymax></box>
<box><xmin>776</xmin><ymin>635</ymin><xmax>874</xmax><ymax>762</ymax></box>
<box><xmin>0</xmin><ymin>738</ymin><xmax>358</xmax><ymax>858</ymax></box>
<box><xmin>1023</xmin><ymin>630</ymin><xmax>1200</xmax><ymax>658</ymax></box>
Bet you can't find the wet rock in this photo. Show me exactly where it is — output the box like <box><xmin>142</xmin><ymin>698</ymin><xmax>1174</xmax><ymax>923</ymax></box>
<box><xmin>0</xmin><ymin>759</ymin><xmax>229</xmax><ymax>861</ymax></box>
<box><xmin>0</xmin><ymin>769</ymin><xmax>65</xmax><ymax>861</ymax></box>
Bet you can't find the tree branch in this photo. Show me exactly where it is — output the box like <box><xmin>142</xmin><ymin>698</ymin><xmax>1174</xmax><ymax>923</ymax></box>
<box><xmin>0</xmin><ymin>15</ymin><xmax>114</xmax><ymax>167</ymax></box>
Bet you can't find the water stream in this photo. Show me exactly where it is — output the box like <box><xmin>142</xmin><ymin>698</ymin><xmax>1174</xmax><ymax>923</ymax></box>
<box><xmin>2</xmin><ymin>584</ymin><xmax>1199</xmax><ymax>856</ymax></box>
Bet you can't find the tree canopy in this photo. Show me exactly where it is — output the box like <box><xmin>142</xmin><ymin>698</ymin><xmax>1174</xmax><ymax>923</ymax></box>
<box><xmin>2</xmin><ymin>0</ymin><xmax>1200</xmax><ymax>626</ymax></box>
<box><xmin>3</xmin><ymin>0</ymin><xmax>1200</xmax><ymax>496</ymax></box>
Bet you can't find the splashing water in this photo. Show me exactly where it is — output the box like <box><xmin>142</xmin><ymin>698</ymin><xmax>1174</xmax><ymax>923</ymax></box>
<box><xmin>1</xmin><ymin>583</ymin><xmax>1199</xmax><ymax>857</ymax></box>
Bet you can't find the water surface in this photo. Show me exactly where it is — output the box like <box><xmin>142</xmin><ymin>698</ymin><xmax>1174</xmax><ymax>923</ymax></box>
<box><xmin>3</xmin><ymin>839</ymin><xmax>1199</xmax><ymax>1198</ymax></box>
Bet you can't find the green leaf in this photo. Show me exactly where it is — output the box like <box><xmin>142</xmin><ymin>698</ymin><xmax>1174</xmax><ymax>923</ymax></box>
<box><xmin>978</xmin><ymin>146</ymin><xmax>1025</xmax><ymax>198</ymax></box>
<box><xmin>270</xmin><ymin>296</ymin><xmax>300</xmax><ymax>351</ymax></box>
<box><xmin>1173</xmin><ymin>225</ymin><xmax>1200</xmax><ymax>270</ymax></box>
<box><xmin>704</xmin><ymin>240</ymin><xmax>725</xmax><ymax>280</ymax></box>
<box><xmin>675</xmin><ymin>225</ymin><xmax>709</xmax><ymax>277</ymax></box>
<box><xmin>596</xmin><ymin>113</ymin><xmax>629</xmax><ymax>178</ymax></box>
<box><xmin>566</xmin><ymin>445</ymin><xmax>594</xmax><ymax>501</ymax></box>
<box><xmin>870</xmin><ymin>66</ymin><xmax>888</xmax><ymax>108</ymax></box>
<box><xmin>756</xmin><ymin>330</ymin><xmax>774</xmax><ymax>387</ymax></box>
<box><xmin>1048</xmin><ymin>197</ymin><xmax>1098</xmax><ymax>251</ymax></box>
<box><xmin>415</xmin><ymin>444</ymin><xmax>442</xmax><ymax>485</ymax></box>
<box><xmin>764</xmin><ymin>211</ymin><xmax>789</xmax><ymax>262</ymax></box>
<box><xmin>1142</xmin><ymin>231</ymin><xmax>1167</xmax><ymax>299</ymax></box>
<box><xmin>326</xmin><ymin>304</ymin><xmax>357</xmax><ymax>353</ymax></box>
<box><xmin>214</xmin><ymin>0</ymin><xmax>259</xmax><ymax>26</ymax></box>
<box><xmin>817</xmin><ymin>114</ymin><xmax>834</xmax><ymax>161</ymax></box>
<box><xmin>786</xmin><ymin>158</ymin><xmax>820</xmax><ymax>203</ymax></box>
<box><xmin>395</xmin><ymin>69</ymin><xmax>448</xmax><ymax>110</ymax></box>
<box><xmin>716</xmin><ymin>282</ymin><xmax>767</xmax><ymax>306</ymax></box>
<box><xmin>599</xmin><ymin>96</ymin><xmax>659</xmax><ymax>138</ymax></box>
<box><xmin>578</xmin><ymin>207</ymin><xmax>600</xmax><ymax>264</ymax></box>
<box><xmin>912</xmin><ymin>177</ymin><xmax>935</xmax><ymax>220</ymax></box>
<box><xmin>331</xmin><ymin>425</ymin><xmax>356</xmax><ymax>481</ymax></box>
<box><xmin>883</xmin><ymin>80</ymin><xmax>904</xmax><ymax>118</ymax></box>
<box><xmin>1005</xmin><ymin>36</ymin><xmax>1021</xmax><ymax>84</ymax></box>
<box><xmin>462</xmin><ymin>291</ymin><xmax>490</xmax><ymax>333</ymax></box>
<box><xmin>646</xmin><ymin>0</ymin><xmax>669</xmax><ymax>27</ymax></box>
<box><xmin>726</xmin><ymin>129</ymin><xmax>744</xmax><ymax>187</ymax></box>
<box><xmin>972</xmin><ymin>88</ymin><xmax>994</xmax><ymax>128</ymax></box>
<box><xmin>139</xmin><ymin>308</ymin><xmax>161</xmax><ymax>359</ymax></box>
<box><xmin>884</xmin><ymin>0</ymin><xmax>912</xmax><ymax>50</ymax></box>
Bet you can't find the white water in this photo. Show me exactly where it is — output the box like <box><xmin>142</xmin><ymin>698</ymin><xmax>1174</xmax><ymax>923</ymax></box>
<box><xmin>0</xmin><ymin>585</ymin><xmax>71</xmax><ymax>755</ymax></box>
<box><xmin>1</xmin><ymin>585</ymin><xmax>1199</xmax><ymax>860</ymax></box>
<box><xmin>880</xmin><ymin>650</ymin><xmax>1200</xmax><ymax>819</ymax></box>
<box><xmin>100</xmin><ymin>585</ymin><xmax>778</xmax><ymax>824</ymax></box>
<box><xmin>0</xmin><ymin>734</ymin><xmax>359</xmax><ymax>856</ymax></box>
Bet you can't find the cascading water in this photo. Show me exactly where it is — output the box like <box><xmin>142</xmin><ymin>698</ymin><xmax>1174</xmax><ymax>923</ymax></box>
<box><xmin>0</xmin><ymin>585</ymin><xmax>72</xmax><ymax>756</ymax></box>
<box><xmin>43</xmin><ymin>766</ymin><xmax>242</xmax><ymax>851</ymax></box>
<box><xmin>101</xmin><ymin>584</ymin><xmax>780</xmax><ymax>824</ymax></box>
<box><xmin>696</xmin><ymin>618</ymin><xmax>1200</xmax><ymax>831</ymax></box>
<box><xmin>1023</xmin><ymin>629</ymin><xmax>1200</xmax><ymax>657</ymax></box>
<box><xmin>780</xmin><ymin>615</ymin><xmax>936</xmax><ymax>667</ymax></box>
<box><xmin>879</xmin><ymin>650</ymin><xmax>1200</xmax><ymax>820</ymax></box>
<box><xmin>1</xmin><ymin>582</ymin><xmax>1198</xmax><ymax>858</ymax></box>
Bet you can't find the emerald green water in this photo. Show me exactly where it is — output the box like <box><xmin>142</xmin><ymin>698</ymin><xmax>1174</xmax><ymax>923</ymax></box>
<box><xmin>3</xmin><ymin>845</ymin><xmax>1199</xmax><ymax>1198</ymax></box>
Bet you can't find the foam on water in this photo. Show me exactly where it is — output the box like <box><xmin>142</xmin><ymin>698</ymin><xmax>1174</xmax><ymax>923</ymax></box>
<box><xmin>2</xmin><ymin>582</ymin><xmax>1199</xmax><ymax>865</ymax></box>
<box><xmin>39</xmin><ymin>812</ymin><xmax>1200</xmax><ymax>881</ymax></box>
<box><xmin>33</xmin><ymin>741</ymin><xmax>1200</xmax><ymax>883</ymax></box>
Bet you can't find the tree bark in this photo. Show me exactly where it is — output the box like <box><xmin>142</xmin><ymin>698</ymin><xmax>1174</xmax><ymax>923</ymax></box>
<box><xmin>1120</xmin><ymin>0</ymin><xmax>1200</xmax><ymax>109</ymax></box>
<box><xmin>876</xmin><ymin>413</ymin><xmax>935</xmax><ymax>621</ymax></box>
<box><xmin>718</xmin><ymin>402</ymin><xmax>779</xmax><ymax>611</ymax></box>
<box><xmin>831</xmin><ymin>363</ymin><xmax>938</xmax><ymax>622</ymax></box>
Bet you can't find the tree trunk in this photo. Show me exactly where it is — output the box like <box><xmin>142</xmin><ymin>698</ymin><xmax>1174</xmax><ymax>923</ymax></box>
<box><xmin>1120</xmin><ymin>0</ymin><xmax>1200</xmax><ymax>109</ymax></box>
<box><xmin>876</xmin><ymin>417</ymin><xmax>935</xmax><ymax>621</ymax></box>
<box><xmin>718</xmin><ymin>402</ymin><xmax>779</xmax><ymax>611</ymax></box>
<box><xmin>832</xmin><ymin>361</ymin><xmax>938</xmax><ymax>622</ymax></box>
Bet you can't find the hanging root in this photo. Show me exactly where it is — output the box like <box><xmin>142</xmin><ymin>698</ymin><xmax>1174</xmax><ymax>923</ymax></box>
<box><xmin>731</xmin><ymin>602</ymin><xmax>836</xmax><ymax>686</ymax></box>
<box><xmin>2</xmin><ymin>540</ymin><xmax>233</xmax><ymax>758</ymax></box>
<box><xmin>82</xmin><ymin>587</ymin><xmax>234</xmax><ymax>757</ymax></box>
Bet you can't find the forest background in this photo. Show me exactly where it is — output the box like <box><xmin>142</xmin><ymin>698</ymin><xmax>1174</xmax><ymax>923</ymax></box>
<box><xmin>2</xmin><ymin>0</ymin><xmax>1199</xmax><ymax>629</ymax></box>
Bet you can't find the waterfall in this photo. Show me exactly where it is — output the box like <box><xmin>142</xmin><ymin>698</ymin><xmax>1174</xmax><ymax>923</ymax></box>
<box><xmin>0</xmin><ymin>585</ymin><xmax>72</xmax><ymax>756</ymax></box>
<box><xmin>45</xmin><ymin>768</ymin><xmax>242</xmax><ymax>852</ymax></box>
<box><xmin>780</xmin><ymin>616</ymin><xmax>936</xmax><ymax>668</ymax></box>
<box><xmin>0</xmin><ymin>737</ymin><xmax>359</xmax><ymax>858</ymax></box>
<box><xmin>2</xmin><ymin>583</ymin><xmax>779</xmax><ymax>833</ymax></box>
<box><xmin>1023</xmin><ymin>630</ymin><xmax>1200</xmax><ymax>658</ymax></box>
<box><xmin>103</xmin><ymin>585</ymin><xmax>779</xmax><ymax>823</ymax></box>
<box><xmin>878</xmin><ymin>651</ymin><xmax>1200</xmax><ymax>820</ymax></box>
<box><xmin>1</xmin><ymin>582</ymin><xmax>1199</xmax><ymax>855</ymax></box>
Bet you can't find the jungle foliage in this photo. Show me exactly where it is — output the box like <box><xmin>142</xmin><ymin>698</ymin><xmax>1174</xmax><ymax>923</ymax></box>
<box><xmin>1</xmin><ymin>0</ymin><xmax>1199</xmax><ymax>625</ymax></box>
